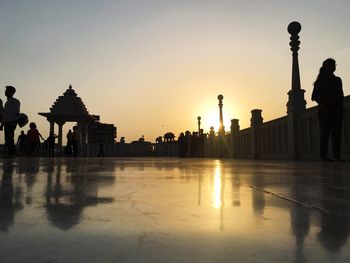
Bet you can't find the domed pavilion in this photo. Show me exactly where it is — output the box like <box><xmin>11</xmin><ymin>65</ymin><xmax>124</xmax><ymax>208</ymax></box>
<box><xmin>39</xmin><ymin>85</ymin><xmax>98</xmax><ymax>152</ymax></box>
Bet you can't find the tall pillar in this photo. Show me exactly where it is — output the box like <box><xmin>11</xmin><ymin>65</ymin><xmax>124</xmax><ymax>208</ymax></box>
<box><xmin>57</xmin><ymin>121</ymin><xmax>65</xmax><ymax>154</ymax></box>
<box><xmin>231</xmin><ymin>119</ymin><xmax>240</xmax><ymax>158</ymax></box>
<box><xmin>49</xmin><ymin>120</ymin><xmax>55</xmax><ymax>135</ymax></box>
<box><xmin>218</xmin><ymin>95</ymin><xmax>225</xmax><ymax>135</ymax></box>
<box><xmin>251</xmin><ymin>109</ymin><xmax>263</xmax><ymax>159</ymax></box>
<box><xmin>197</xmin><ymin>116</ymin><xmax>201</xmax><ymax>133</ymax></box>
<box><xmin>286</xmin><ymin>21</ymin><xmax>306</xmax><ymax>160</ymax></box>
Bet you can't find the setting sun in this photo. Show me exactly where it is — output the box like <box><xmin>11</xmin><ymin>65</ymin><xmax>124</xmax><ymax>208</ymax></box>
<box><xmin>203</xmin><ymin>111</ymin><xmax>232</xmax><ymax>133</ymax></box>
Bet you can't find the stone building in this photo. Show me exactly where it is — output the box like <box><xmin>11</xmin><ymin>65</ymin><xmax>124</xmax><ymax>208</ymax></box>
<box><xmin>39</xmin><ymin>85</ymin><xmax>116</xmax><ymax>154</ymax></box>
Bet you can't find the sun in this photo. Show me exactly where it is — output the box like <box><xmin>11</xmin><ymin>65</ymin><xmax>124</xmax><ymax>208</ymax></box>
<box><xmin>202</xmin><ymin>110</ymin><xmax>232</xmax><ymax>133</ymax></box>
<box><xmin>203</xmin><ymin>111</ymin><xmax>221</xmax><ymax>132</ymax></box>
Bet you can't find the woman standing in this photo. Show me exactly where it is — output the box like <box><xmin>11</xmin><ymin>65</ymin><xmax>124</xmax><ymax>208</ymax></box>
<box><xmin>312</xmin><ymin>58</ymin><xmax>344</xmax><ymax>162</ymax></box>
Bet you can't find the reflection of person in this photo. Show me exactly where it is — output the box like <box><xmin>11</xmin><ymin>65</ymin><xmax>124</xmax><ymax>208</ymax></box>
<box><xmin>0</xmin><ymin>161</ymin><xmax>22</xmax><ymax>232</ymax></box>
<box><xmin>2</xmin><ymin>86</ymin><xmax>20</xmax><ymax>157</ymax></box>
<box><xmin>312</xmin><ymin>58</ymin><xmax>344</xmax><ymax>162</ymax></box>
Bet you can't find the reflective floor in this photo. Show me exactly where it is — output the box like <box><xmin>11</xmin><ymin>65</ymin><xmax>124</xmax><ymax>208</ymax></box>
<box><xmin>0</xmin><ymin>158</ymin><xmax>350</xmax><ymax>263</ymax></box>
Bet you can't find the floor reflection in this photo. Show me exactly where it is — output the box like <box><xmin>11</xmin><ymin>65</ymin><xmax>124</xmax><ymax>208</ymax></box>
<box><xmin>0</xmin><ymin>158</ymin><xmax>350</xmax><ymax>262</ymax></box>
<box><xmin>0</xmin><ymin>160</ymin><xmax>23</xmax><ymax>232</ymax></box>
<box><xmin>44</xmin><ymin>159</ymin><xmax>116</xmax><ymax>230</ymax></box>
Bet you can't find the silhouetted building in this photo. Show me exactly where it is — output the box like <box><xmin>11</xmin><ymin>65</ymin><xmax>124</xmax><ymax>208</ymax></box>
<box><xmin>88</xmin><ymin>122</ymin><xmax>117</xmax><ymax>144</ymax></box>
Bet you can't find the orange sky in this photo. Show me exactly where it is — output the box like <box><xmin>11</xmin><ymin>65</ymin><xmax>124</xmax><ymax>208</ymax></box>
<box><xmin>0</xmin><ymin>1</ymin><xmax>349</xmax><ymax>143</ymax></box>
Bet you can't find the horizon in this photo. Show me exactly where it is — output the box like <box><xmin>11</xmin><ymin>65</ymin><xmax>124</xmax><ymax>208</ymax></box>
<box><xmin>1</xmin><ymin>0</ymin><xmax>349</xmax><ymax>143</ymax></box>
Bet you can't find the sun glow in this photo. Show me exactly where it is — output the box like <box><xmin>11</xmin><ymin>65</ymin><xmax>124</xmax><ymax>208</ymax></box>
<box><xmin>203</xmin><ymin>111</ymin><xmax>231</xmax><ymax>133</ymax></box>
<box><xmin>213</xmin><ymin>165</ymin><xmax>222</xmax><ymax>208</ymax></box>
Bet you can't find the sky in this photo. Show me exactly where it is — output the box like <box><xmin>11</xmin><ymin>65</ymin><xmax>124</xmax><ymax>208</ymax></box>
<box><xmin>0</xmin><ymin>0</ymin><xmax>349</xmax><ymax>143</ymax></box>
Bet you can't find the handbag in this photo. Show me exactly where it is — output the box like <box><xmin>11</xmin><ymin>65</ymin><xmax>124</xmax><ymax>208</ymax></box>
<box><xmin>17</xmin><ymin>113</ymin><xmax>29</xmax><ymax>128</ymax></box>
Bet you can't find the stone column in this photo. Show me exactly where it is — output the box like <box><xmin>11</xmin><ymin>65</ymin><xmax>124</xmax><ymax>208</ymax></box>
<box><xmin>49</xmin><ymin>120</ymin><xmax>55</xmax><ymax>135</ymax></box>
<box><xmin>197</xmin><ymin>116</ymin><xmax>201</xmax><ymax>133</ymax></box>
<box><xmin>286</xmin><ymin>21</ymin><xmax>306</xmax><ymax>160</ymax></box>
<box><xmin>251</xmin><ymin>109</ymin><xmax>263</xmax><ymax>159</ymax></box>
<box><xmin>218</xmin><ymin>95</ymin><xmax>225</xmax><ymax>136</ymax></box>
<box><xmin>231</xmin><ymin>119</ymin><xmax>240</xmax><ymax>158</ymax></box>
<box><xmin>57</xmin><ymin>121</ymin><xmax>65</xmax><ymax>154</ymax></box>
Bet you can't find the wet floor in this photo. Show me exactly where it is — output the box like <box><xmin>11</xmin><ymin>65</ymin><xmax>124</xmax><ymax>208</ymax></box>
<box><xmin>0</xmin><ymin>158</ymin><xmax>350</xmax><ymax>263</ymax></box>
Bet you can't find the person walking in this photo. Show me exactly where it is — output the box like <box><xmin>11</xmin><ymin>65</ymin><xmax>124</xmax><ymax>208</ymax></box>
<box><xmin>26</xmin><ymin>122</ymin><xmax>44</xmax><ymax>156</ymax></box>
<box><xmin>312</xmin><ymin>58</ymin><xmax>344</xmax><ymax>162</ymax></box>
<box><xmin>2</xmin><ymin>86</ymin><xmax>20</xmax><ymax>157</ymax></box>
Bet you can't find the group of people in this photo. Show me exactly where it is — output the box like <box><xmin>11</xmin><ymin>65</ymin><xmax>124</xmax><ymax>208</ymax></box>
<box><xmin>178</xmin><ymin>130</ymin><xmax>207</xmax><ymax>158</ymax></box>
<box><xmin>0</xmin><ymin>85</ymin><xmax>81</xmax><ymax>157</ymax></box>
<box><xmin>16</xmin><ymin>123</ymin><xmax>46</xmax><ymax>156</ymax></box>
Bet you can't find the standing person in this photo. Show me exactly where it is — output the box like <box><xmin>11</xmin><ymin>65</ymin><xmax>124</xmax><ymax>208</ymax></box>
<box><xmin>2</xmin><ymin>86</ymin><xmax>20</xmax><ymax>157</ymax></box>
<box><xmin>47</xmin><ymin>133</ymin><xmax>58</xmax><ymax>157</ymax></box>
<box><xmin>26</xmin><ymin>122</ymin><xmax>44</xmax><ymax>156</ymax></box>
<box><xmin>0</xmin><ymin>98</ymin><xmax>3</xmax><ymax>124</ymax></box>
<box><xmin>16</xmin><ymin>131</ymin><xmax>27</xmax><ymax>156</ymax></box>
<box><xmin>311</xmin><ymin>58</ymin><xmax>344</xmax><ymax>162</ymax></box>
<box><xmin>71</xmin><ymin>126</ymin><xmax>79</xmax><ymax>157</ymax></box>
<box><xmin>65</xmin><ymin>129</ymin><xmax>73</xmax><ymax>156</ymax></box>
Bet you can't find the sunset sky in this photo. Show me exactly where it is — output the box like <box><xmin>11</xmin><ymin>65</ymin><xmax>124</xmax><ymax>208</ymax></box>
<box><xmin>0</xmin><ymin>0</ymin><xmax>349</xmax><ymax>143</ymax></box>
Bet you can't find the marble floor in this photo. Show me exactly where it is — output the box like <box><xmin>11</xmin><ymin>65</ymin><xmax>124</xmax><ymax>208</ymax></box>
<box><xmin>0</xmin><ymin>158</ymin><xmax>350</xmax><ymax>263</ymax></box>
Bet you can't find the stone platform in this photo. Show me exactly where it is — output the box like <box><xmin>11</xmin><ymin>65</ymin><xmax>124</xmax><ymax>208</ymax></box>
<box><xmin>0</xmin><ymin>158</ymin><xmax>350</xmax><ymax>263</ymax></box>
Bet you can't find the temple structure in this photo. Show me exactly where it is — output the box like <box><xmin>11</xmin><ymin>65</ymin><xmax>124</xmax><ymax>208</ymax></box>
<box><xmin>39</xmin><ymin>85</ymin><xmax>116</xmax><ymax>154</ymax></box>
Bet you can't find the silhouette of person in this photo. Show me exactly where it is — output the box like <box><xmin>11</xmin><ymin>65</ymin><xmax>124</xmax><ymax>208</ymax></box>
<box><xmin>312</xmin><ymin>58</ymin><xmax>344</xmax><ymax>162</ymax></box>
<box><xmin>65</xmin><ymin>129</ymin><xmax>73</xmax><ymax>156</ymax></box>
<box><xmin>71</xmin><ymin>126</ymin><xmax>79</xmax><ymax>157</ymax></box>
<box><xmin>47</xmin><ymin>133</ymin><xmax>58</xmax><ymax>157</ymax></box>
<box><xmin>2</xmin><ymin>86</ymin><xmax>20</xmax><ymax>157</ymax></box>
<box><xmin>27</xmin><ymin>122</ymin><xmax>44</xmax><ymax>156</ymax></box>
<box><xmin>178</xmin><ymin>132</ymin><xmax>187</xmax><ymax>157</ymax></box>
<box><xmin>16</xmin><ymin>130</ymin><xmax>27</xmax><ymax>156</ymax></box>
<box><xmin>0</xmin><ymin>98</ymin><xmax>3</xmax><ymax>124</ymax></box>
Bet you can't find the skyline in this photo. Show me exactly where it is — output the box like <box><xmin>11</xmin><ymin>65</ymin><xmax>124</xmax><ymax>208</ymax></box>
<box><xmin>1</xmin><ymin>0</ymin><xmax>350</xmax><ymax>142</ymax></box>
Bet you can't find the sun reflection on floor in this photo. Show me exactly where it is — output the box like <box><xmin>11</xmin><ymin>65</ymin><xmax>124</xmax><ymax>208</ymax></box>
<box><xmin>213</xmin><ymin>164</ymin><xmax>222</xmax><ymax>208</ymax></box>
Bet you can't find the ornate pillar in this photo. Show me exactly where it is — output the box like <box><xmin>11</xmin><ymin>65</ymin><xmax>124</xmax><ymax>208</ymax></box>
<box><xmin>57</xmin><ymin>121</ymin><xmax>65</xmax><ymax>154</ymax></box>
<box><xmin>287</xmin><ymin>21</ymin><xmax>306</xmax><ymax>160</ymax></box>
<box><xmin>231</xmin><ymin>119</ymin><xmax>240</xmax><ymax>158</ymax></box>
<box><xmin>218</xmin><ymin>95</ymin><xmax>225</xmax><ymax>136</ymax></box>
<box><xmin>49</xmin><ymin>120</ymin><xmax>55</xmax><ymax>135</ymax></box>
<box><xmin>197</xmin><ymin>116</ymin><xmax>201</xmax><ymax>133</ymax></box>
<box><xmin>251</xmin><ymin>109</ymin><xmax>263</xmax><ymax>159</ymax></box>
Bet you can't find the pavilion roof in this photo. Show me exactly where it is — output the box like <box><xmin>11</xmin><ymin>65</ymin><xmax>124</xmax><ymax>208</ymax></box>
<box><xmin>48</xmin><ymin>85</ymin><xmax>90</xmax><ymax>116</ymax></box>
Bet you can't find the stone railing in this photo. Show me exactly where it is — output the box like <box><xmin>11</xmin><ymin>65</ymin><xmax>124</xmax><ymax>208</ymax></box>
<box><xmin>231</xmin><ymin>95</ymin><xmax>350</xmax><ymax>161</ymax></box>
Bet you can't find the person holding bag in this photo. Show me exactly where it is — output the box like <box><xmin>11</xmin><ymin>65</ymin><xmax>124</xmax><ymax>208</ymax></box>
<box><xmin>2</xmin><ymin>86</ymin><xmax>20</xmax><ymax>157</ymax></box>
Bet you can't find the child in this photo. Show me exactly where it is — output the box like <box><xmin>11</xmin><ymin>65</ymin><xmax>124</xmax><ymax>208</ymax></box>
<box><xmin>27</xmin><ymin>122</ymin><xmax>44</xmax><ymax>156</ymax></box>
